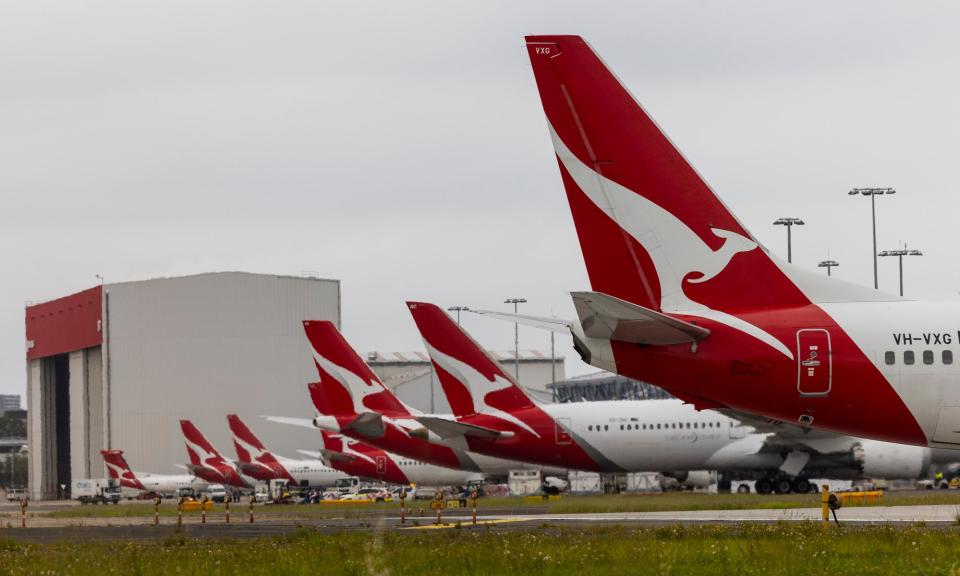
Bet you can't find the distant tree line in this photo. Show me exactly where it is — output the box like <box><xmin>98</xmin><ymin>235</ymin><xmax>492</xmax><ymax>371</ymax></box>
<box><xmin>0</xmin><ymin>413</ymin><xmax>26</xmax><ymax>438</ymax></box>
<box><xmin>0</xmin><ymin>454</ymin><xmax>27</xmax><ymax>489</ymax></box>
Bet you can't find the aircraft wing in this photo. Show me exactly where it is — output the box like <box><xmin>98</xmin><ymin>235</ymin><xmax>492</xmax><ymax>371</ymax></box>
<box><xmin>469</xmin><ymin>309</ymin><xmax>572</xmax><ymax>333</ymax></box>
<box><xmin>415</xmin><ymin>416</ymin><xmax>514</xmax><ymax>440</ymax></box>
<box><xmin>723</xmin><ymin>409</ymin><xmax>861</xmax><ymax>455</ymax></box>
<box><xmin>261</xmin><ymin>415</ymin><xmax>316</xmax><ymax>429</ymax></box>
<box><xmin>572</xmin><ymin>291</ymin><xmax>710</xmax><ymax>345</ymax></box>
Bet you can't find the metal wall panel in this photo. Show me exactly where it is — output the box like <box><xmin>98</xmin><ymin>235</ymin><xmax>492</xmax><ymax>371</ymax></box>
<box><xmin>102</xmin><ymin>272</ymin><xmax>340</xmax><ymax>475</ymax></box>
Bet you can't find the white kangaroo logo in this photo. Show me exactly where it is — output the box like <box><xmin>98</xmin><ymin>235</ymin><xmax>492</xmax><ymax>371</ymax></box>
<box><xmin>550</xmin><ymin>124</ymin><xmax>793</xmax><ymax>359</ymax></box>
<box><xmin>313</xmin><ymin>350</ymin><xmax>385</xmax><ymax>417</ymax></box>
<box><xmin>424</xmin><ymin>342</ymin><xmax>541</xmax><ymax>438</ymax></box>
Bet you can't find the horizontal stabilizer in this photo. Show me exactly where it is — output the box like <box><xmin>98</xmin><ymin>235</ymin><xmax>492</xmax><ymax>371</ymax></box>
<box><xmin>572</xmin><ymin>291</ymin><xmax>710</xmax><ymax>345</ymax></box>
<box><xmin>344</xmin><ymin>411</ymin><xmax>386</xmax><ymax>439</ymax></box>
<box><xmin>237</xmin><ymin>463</ymin><xmax>263</xmax><ymax>476</ymax></box>
<box><xmin>298</xmin><ymin>448</ymin><xmax>355</xmax><ymax>463</ymax></box>
<box><xmin>415</xmin><ymin>416</ymin><xmax>514</xmax><ymax>440</ymax></box>
<box><xmin>261</xmin><ymin>415</ymin><xmax>316</xmax><ymax>429</ymax></box>
<box><xmin>470</xmin><ymin>310</ymin><xmax>572</xmax><ymax>333</ymax></box>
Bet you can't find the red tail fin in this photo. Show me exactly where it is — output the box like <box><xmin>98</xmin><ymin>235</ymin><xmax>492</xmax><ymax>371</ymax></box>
<box><xmin>406</xmin><ymin>302</ymin><xmax>537</xmax><ymax>419</ymax></box>
<box><xmin>179</xmin><ymin>419</ymin><xmax>224</xmax><ymax>465</ymax></box>
<box><xmin>100</xmin><ymin>450</ymin><xmax>145</xmax><ymax>490</ymax></box>
<box><xmin>303</xmin><ymin>321</ymin><xmax>412</xmax><ymax>418</ymax></box>
<box><xmin>526</xmin><ymin>36</ymin><xmax>809</xmax><ymax>313</ymax></box>
<box><xmin>227</xmin><ymin>414</ymin><xmax>267</xmax><ymax>464</ymax></box>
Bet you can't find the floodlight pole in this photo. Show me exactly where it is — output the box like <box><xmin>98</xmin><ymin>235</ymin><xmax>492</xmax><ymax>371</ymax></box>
<box><xmin>504</xmin><ymin>298</ymin><xmax>527</xmax><ymax>381</ymax></box>
<box><xmin>447</xmin><ymin>306</ymin><xmax>470</xmax><ymax>325</ymax></box>
<box><xmin>772</xmin><ymin>218</ymin><xmax>805</xmax><ymax>263</ymax></box>
<box><xmin>850</xmin><ymin>188</ymin><xmax>896</xmax><ymax>289</ymax></box>
<box><xmin>818</xmin><ymin>260</ymin><xmax>839</xmax><ymax>277</ymax></box>
<box><xmin>878</xmin><ymin>247</ymin><xmax>922</xmax><ymax>297</ymax></box>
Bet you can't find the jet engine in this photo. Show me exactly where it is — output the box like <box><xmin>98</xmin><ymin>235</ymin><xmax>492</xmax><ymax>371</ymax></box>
<box><xmin>663</xmin><ymin>470</ymin><xmax>713</xmax><ymax>489</ymax></box>
<box><xmin>857</xmin><ymin>440</ymin><xmax>930</xmax><ymax>479</ymax></box>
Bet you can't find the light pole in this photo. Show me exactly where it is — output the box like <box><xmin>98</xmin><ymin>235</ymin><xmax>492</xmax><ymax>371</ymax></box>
<box><xmin>878</xmin><ymin>247</ymin><xmax>922</xmax><ymax>297</ymax></box>
<box><xmin>504</xmin><ymin>298</ymin><xmax>527</xmax><ymax>381</ymax></box>
<box><xmin>772</xmin><ymin>218</ymin><xmax>804</xmax><ymax>263</ymax></box>
<box><xmin>447</xmin><ymin>306</ymin><xmax>470</xmax><ymax>325</ymax></box>
<box><xmin>818</xmin><ymin>259</ymin><xmax>839</xmax><ymax>276</ymax></box>
<box><xmin>849</xmin><ymin>187</ymin><xmax>896</xmax><ymax>289</ymax></box>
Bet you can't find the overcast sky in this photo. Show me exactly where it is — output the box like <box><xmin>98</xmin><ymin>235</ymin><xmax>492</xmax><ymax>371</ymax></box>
<box><xmin>2</xmin><ymin>1</ymin><xmax>959</xmax><ymax>398</ymax></box>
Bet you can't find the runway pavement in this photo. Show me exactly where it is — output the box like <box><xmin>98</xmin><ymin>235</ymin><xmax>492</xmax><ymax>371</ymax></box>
<box><xmin>2</xmin><ymin>503</ymin><xmax>960</xmax><ymax>542</ymax></box>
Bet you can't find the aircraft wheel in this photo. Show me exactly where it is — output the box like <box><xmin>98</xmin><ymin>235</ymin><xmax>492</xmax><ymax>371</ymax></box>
<box><xmin>755</xmin><ymin>478</ymin><xmax>773</xmax><ymax>495</ymax></box>
<box><xmin>792</xmin><ymin>478</ymin><xmax>811</xmax><ymax>494</ymax></box>
<box><xmin>774</xmin><ymin>479</ymin><xmax>793</xmax><ymax>494</ymax></box>
<box><xmin>736</xmin><ymin>484</ymin><xmax>750</xmax><ymax>494</ymax></box>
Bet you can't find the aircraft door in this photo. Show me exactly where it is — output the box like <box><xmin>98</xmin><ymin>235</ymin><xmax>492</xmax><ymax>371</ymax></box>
<box><xmin>555</xmin><ymin>418</ymin><xmax>573</xmax><ymax>445</ymax></box>
<box><xmin>375</xmin><ymin>455</ymin><xmax>386</xmax><ymax>475</ymax></box>
<box><xmin>797</xmin><ymin>329</ymin><xmax>832</xmax><ymax>397</ymax></box>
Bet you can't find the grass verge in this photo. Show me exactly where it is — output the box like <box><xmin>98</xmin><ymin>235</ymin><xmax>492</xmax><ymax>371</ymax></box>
<box><xmin>3</xmin><ymin>523</ymin><xmax>960</xmax><ymax>574</ymax></box>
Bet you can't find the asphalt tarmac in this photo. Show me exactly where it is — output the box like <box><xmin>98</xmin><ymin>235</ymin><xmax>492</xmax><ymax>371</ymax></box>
<box><xmin>3</xmin><ymin>503</ymin><xmax>960</xmax><ymax>543</ymax></box>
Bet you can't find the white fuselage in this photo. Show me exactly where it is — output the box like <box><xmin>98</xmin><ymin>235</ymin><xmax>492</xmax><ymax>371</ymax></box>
<box><xmin>131</xmin><ymin>473</ymin><xmax>208</xmax><ymax>495</ymax></box>
<box><xmin>276</xmin><ymin>456</ymin><xmax>350</xmax><ymax>488</ymax></box>
<box><xmin>822</xmin><ymin>300</ymin><xmax>960</xmax><ymax>448</ymax></box>
<box><xmin>392</xmin><ymin>457</ymin><xmax>483</xmax><ymax>486</ymax></box>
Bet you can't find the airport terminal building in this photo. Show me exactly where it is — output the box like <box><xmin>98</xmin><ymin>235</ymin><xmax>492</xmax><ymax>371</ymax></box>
<box><xmin>25</xmin><ymin>272</ymin><xmax>340</xmax><ymax>499</ymax></box>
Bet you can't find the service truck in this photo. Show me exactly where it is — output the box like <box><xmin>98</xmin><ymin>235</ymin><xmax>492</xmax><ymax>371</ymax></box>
<box><xmin>72</xmin><ymin>478</ymin><xmax>121</xmax><ymax>505</ymax></box>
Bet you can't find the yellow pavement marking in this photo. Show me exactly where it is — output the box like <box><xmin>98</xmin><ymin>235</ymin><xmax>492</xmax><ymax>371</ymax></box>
<box><xmin>401</xmin><ymin>518</ymin><xmax>529</xmax><ymax>530</ymax></box>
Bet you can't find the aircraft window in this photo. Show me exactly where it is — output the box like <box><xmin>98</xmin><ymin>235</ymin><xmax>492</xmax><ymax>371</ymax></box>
<box><xmin>694</xmin><ymin>423</ymin><xmax>699</xmax><ymax>429</ymax></box>
<box><xmin>604</xmin><ymin>425</ymin><xmax>609</xmax><ymax>431</ymax></box>
<box><xmin>884</xmin><ymin>351</ymin><xmax>896</xmax><ymax>365</ymax></box>
<box><xmin>588</xmin><ymin>425</ymin><xmax>593</xmax><ymax>431</ymax></box>
<box><xmin>923</xmin><ymin>350</ymin><xmax>934</xmax><ymax>365</ymax></box>
<box><xmin>944</xmin><ymin>350</ymin><xmax>954</xmax><ymax>365</ymax></box>
<box><xmin>642</xmin><ymin>424</ymin><xmax>646</xmax><ymax>430</ymax></box>
<box><xmin>657</xmin><ymin>424</ymin><xmax>661</xmax><ymax>430</ymax></box>
<box><xmin>671</xmin><ymin>423</ymin><xmax>676</xmax><ymax>429</ymax></box>
<box><xmin>904</xmin><ymin>351</ymin><xmax>915</xmax><ymax>365</ymax></box>
<box><xmin>619</xmin><ymin>424</ymin><xmax>624</xmax><ymax>431</ymax></box>
<box><xmin>686</xmin><ymin>423</ymin><xmax>690</xmax><ymax>429</ymax></box>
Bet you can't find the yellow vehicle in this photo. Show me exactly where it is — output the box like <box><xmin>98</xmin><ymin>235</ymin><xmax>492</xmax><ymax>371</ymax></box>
<box><xmin>180</xmin><ymin>499</ymin><xmax>214</xmax><ymax>512</ymax></box>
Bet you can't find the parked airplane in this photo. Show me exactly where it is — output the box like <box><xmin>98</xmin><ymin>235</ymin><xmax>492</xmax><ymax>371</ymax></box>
<box><xmin>101</xmin><ymin>449</ymin><xmax>207</xmax><ymax>496</ymax></box>
<box><xmin>408</xmin><ymin>301</ymin><xmax>957</xmax><ymax>493</ymax></box>
<box><xmin>180</xmin><ymin>419</ymin><xmax>252</xmax><ymax>489</ymax></box>
<box><xmin>299</xmin><ymin>430</ymin><xmax>482</xmax><ymax>487</ymax></box>
<box><xmin>523</xmin><ymin>35</ymin><xmax>958</xmax><ymax>448</ymax></box>
<box><xmin>226</xmin><ymin>414</ymin><xmax>347</xmax><ymax>489</ymax></box>
<box><xmin>277</xmin><ymin>320</ymin><xmax>563</xmax><ymax>479</ymax></box>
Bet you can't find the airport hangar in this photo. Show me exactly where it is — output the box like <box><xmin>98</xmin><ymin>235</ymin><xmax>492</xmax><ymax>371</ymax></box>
<box><xmin>24</xmin><ymin>272</ymin><xmax>565</xmax><ymax>500</ymax></box>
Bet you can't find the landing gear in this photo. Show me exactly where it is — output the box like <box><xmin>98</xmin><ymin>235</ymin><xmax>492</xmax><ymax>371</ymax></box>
<box><xmin>750</xmin><ymin>476</ymin><xmax>813</xmax><ymax>495</ymax></box>
<box><xmin>736</xmin><ymin>484</ymin><xmax>751</xmax><ymax>494</ymax></box>
<box><xmin>774</xmin><ymin>478</ymin><xmax>793</xmax><ymax>494</ymax></box>
<box><xmin>755</xmin><ymin>478</ymin><xmax>773</xmax><ymax>495</ymax></box>
<box><xmin>792</xmin><ymin>478</ymin><xmax>811</xmax><ymax>494</ymax></box>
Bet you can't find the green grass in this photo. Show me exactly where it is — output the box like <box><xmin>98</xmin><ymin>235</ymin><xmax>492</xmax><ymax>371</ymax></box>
<box><xmin>3</xmin><ymin>524</ymin><xmax>960</xmax><ymax>574</ymax></box>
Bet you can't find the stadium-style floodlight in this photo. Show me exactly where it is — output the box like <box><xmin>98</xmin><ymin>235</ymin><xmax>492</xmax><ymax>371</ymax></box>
<box><xmin>817</xmin><ymin>259</ymin><xmax>840</xmax><ymax>277</ymax></box>
<box><xmin>878</xmin><ymin>247</ymin><xmax>922</xmax><ymax>296</ymax></box>
<box><xmin>504</xmin><ymin>298</ymin><xmax>527</xmax><ymax>380</ymax></box>
<box><xmin>446</xmin><ymin>306</ymin><xmax>470</xmax><ymax>325</ymax></box>
<box><xmin>772</xmin><ymin>217</ymin><xmax>805</xmax><ymax>263</ymax></box>
<box><xmin>849</xmin><ymin>187</ymin><xmax>896</xmax><ymax>289</ymax></box>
